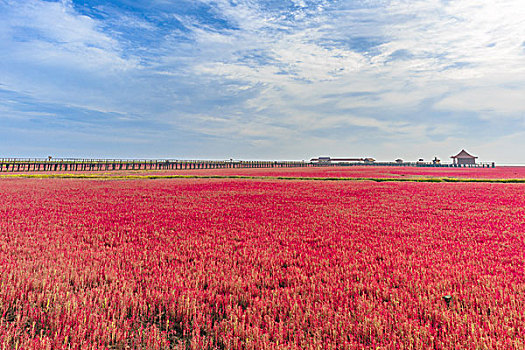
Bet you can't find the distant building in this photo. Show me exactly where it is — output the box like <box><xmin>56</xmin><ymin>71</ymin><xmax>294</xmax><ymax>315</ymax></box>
<box><xmin>395</xmin><ymin>159</ymin><xmax>403</xmax><ymax>163</ymax></box>
<box><xmin>433</xmin><ymin>157</ymin><xmax>441</xmax><ymax>164</ymax></box>
<box><xmin>363</xmin><ymin>158</ymin><xmax>376</xmax><ymax>163</ymax></box>
<box><xmin>451</xmin><ymin>149</ymin><xmax>477</xmax><ymax>165</ymax></box>
<box><xmin>310</xmin><ymin>157</ymin><xmax>364</xmax><ymax>163</ymax></box>
<box><xmin>331</xmin><ymin>158</ymin><xmax>363</xmax><ymax>163</ymax></box>
<box><xmin>317</xmin><ymin>157</ymin><xmax>332</xmax><ymax>163</ymax></box>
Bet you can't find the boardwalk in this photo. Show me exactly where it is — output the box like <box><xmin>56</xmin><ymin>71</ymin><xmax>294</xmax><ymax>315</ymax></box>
<box><xmin>0</xmin><ymin>158</ymin><xmax>495</xmax><ymax>172</ymax></box>
<box><xmin>0</xmin><ymin>159</ymin><xmax>309</xmax><ymax>172</ymax></box>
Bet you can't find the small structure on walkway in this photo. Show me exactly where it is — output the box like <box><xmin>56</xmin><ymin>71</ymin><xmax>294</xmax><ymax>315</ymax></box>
<box><xmin>314</xmin><ymin>157</ymin><xmax>332</xmax><ymax>163</ymax></box>
<box><xmin>310</xmin><ymin>157</ymin><xmax>364</xmax><ymax>164</ymax></box>
<box><xmin>451</xmin><ymin>149</ymin><xmax>477</xmax><ymax>165</ymax></box>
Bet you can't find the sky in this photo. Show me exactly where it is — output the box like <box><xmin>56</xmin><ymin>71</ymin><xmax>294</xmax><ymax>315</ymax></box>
<box><xmin>0</xmin><ymin>0</ymin><xmax>524</xmax><ymax>162</ymax></box>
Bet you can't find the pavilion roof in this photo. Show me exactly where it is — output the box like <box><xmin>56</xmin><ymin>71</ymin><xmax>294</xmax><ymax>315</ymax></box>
<box><xmin>451</xmin><ymin>149</ymin><xmax>478</xmax><ymax>159</ymax></box>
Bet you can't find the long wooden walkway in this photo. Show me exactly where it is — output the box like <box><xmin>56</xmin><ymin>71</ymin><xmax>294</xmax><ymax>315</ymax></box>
<box><xmin>0</xmin><ymin>158</ymin><xmax>496</xmax><ymax>172</ymax></box>
<box><xmin>0</xmin><ymin>159</ymin><xmax>310</xmax><ymax>172</ymax></box>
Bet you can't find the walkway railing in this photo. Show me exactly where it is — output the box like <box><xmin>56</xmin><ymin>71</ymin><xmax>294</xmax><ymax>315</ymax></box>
<box><xmin>0</xmin><ymin>158</ymin><xmax>309</xmax><ymax>172</ymax></box>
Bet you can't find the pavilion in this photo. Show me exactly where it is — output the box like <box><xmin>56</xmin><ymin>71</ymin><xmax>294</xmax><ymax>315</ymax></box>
<box><xmin>451</xmin><ymin>149</ymin><xmax>478</xmax><ymax>165</ymax></box>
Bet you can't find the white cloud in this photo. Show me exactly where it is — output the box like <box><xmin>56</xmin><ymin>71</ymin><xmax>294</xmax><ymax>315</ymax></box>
<box><xmin>1</xmin><ymin>0</ymin><xmax>136</xmax><ymax>71</ymax></box>
<box><xmin>186</xmin><ymin>0</ymin><xmax>365</xmax><ymax>84</ymax></box>
<box><xmin>185</xmin><ymin>0</ymin><xmax>524</xmax><ymax>103</ymax></box>
<box><xmin>435</xmin><ymin>87</ymin><xmax>525</xmax><ymax>116</ymax></box>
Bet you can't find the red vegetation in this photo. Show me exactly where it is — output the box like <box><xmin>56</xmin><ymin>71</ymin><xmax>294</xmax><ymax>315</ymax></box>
<box><xmin>9</xmin><ymin>165</ymin><xmax>525</xmax><ymax>179</ymax></box>
<box><xmin>75</xmin><ymin>165</ymin><xmax>525</xmax><ymax>179</ymax></box>
<box><xmin>208</xmin><ymin>165</ymin><xmax>524</xmax><ymax>179</ymax></box>
<box><xmin>1</xmin><ymin>178</ymin><xmax>525</xmax><ymax>348</ymax></box>
<box><xmin>133</xmin><ymin>165</ymin><xmax>525</xmax><ymax>179</ymax></box>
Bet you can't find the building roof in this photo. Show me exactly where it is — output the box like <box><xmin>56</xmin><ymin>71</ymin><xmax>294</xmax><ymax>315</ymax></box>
<box><xmin>331</xmin><ymin>158</ymin><xmax>363</xmax><ymax>162</ymax></box>
<box><xmin>451</xmin><ymin>149</ymin><xmax>478</xmax><ymax>159</ymax></box>
<box><xmin>310</xmin><ymin>157</ymin><xmax>365</xmax><ymax>162</ymax></box>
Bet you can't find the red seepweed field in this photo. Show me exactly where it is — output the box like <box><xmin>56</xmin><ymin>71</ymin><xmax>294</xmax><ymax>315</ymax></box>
<box><xmin>1</xmin><ymin>171</ymin><xmax>525</xmax><ymax>349</ymax></box>
<box><xmin>135</xmin><ymin>165</ymin><xmax>525</xmax><ymax>179</ymax></box>
<box><xmin>9</xmin><ymin>165</ymin><xmax>525</xmax><ymax>180</ymax></box>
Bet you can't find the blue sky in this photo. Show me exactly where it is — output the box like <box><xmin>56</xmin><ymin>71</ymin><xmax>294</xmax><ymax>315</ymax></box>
<box><xmin>1</xmin><ymin>0</ymin><xmax>524</xmax><ymax>162</ymax></box>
